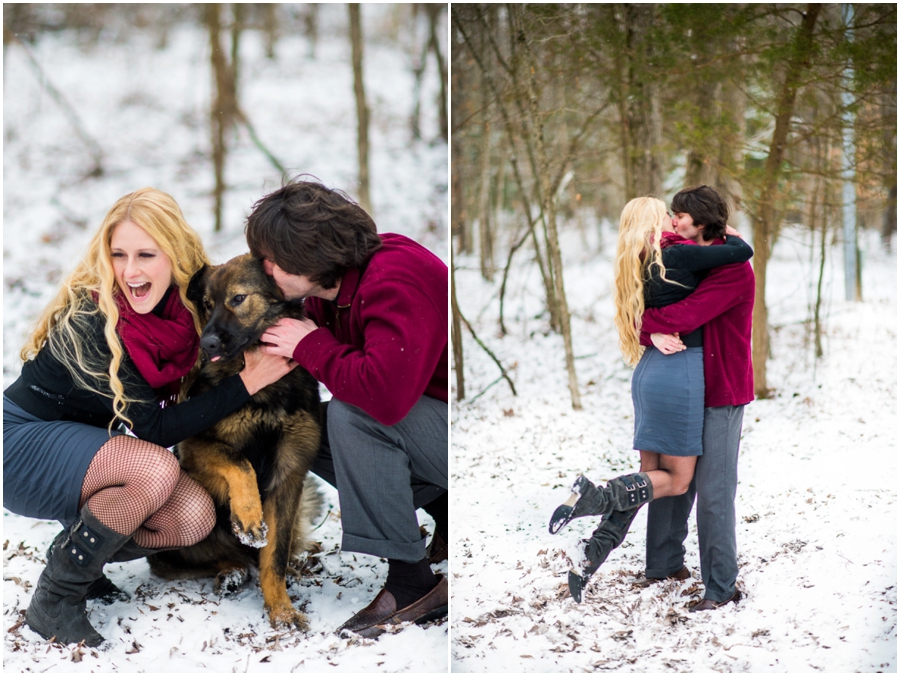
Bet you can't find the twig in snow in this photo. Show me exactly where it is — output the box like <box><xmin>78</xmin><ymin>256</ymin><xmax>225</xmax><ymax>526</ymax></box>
<box><xmin>457</xmin><ymin>307</ymin><xmax>517</xmax><ymax>398</ymax></box>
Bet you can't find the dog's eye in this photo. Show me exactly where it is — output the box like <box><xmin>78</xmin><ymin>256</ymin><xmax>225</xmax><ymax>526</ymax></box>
<box><xmin>232</xmin><ymin>294</ymin><xmax>247</xmax><ymax>306</ymax></box>
<box><xmin>203</xmin><ymin>299</ymin><xmax>213</xmax><ymax>311</ymax></box>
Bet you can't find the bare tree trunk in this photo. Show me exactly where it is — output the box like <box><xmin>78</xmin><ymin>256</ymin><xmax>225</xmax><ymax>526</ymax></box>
<box><xmin>454</xmin><ymin>8</ymin><xmax>556</xmax><ymax>325</ymax></box>
<box><xmin>520</xmin><ymin>8</ymin><xmax>581</xmax><ymax>410</ymax></box>
<box><xmin>425</xmin><ymin>3</ymin><xmax>448</xmax><ymax>141</ymax></box>
<box><xmin>477</xmin><ymin>137</ymin><xmax>494</xmax><ymax>281</ymax></box>
<box><xmin>450</xmin><ymin>16</ymin><xmax>473</xmax><ymax>254</ymax></box>
<box><xmin>305</xmin><ymin>5</ymin><xmax>318</xmax><ymax>59</ymax></box>
<box><xmin>611</xmin><ymin>18</ymin><xmax>634</xmax><ymax>201</ymax></box>
<box><xmin>411</xmin><ymin>23</ymin><xmax>428</xmax><ymax>141</ymax></box>
<box><xmin>230</xmin><ymin>3</ymin><xmax>244</xmax><ymax>83</ymax></box>
<box><xmin>206</xmin><ymin>3</ymin><xmax>237</xmax><ymax>232</ymax></box>
<box><xmin>478</xmin><ymin>45</ymin><xmax>494</xmax><ymax>282</ymax></box>
<box><xmin>882</xmin><ymin>184</ymin><xmax>897</xmax><ymax>249</ymax></box>
<box><xmin>349</xmin><ymin>4</ymin><xmax>372</xmax><ymax>215</ymax></box>
<box><xmin>451</xmin><ymin>261</ymin><xmax>465</xmax><ymax>401</ymax></box>
<box><xmin>684</xmin><ymin>73</ymin><xmax>746</xmax><ymax>217</ymax></box>
<box><xmin>624</xmin><ymin>3</ymin><xmax>663</xmax><ymax>197</ymax></box>
<box><xmin>813</xmin><ymin>177</ymin><xmax>829</xmax><ymax>359</ymax></box>
<box><xmin>503</xmin><ymin>7</ymin><xmax>559</xmax><ymax>331</ymax></box>
<box><xmin>751</xmin><ymin>4</ymin><xmax>821</xmax><ymax>398</ymax></box>
<box><xmin>262</xmin><ymin>3</ymin><xmax>278</xmax><ymax>59</ymax></box>
<box><xmin>881</xmin><ymin>80</ymin><xmax>897</xmax><ymax>249</ymax></box>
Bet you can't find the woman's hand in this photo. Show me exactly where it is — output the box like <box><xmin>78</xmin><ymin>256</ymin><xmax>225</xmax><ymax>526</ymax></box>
<box><xmin>651</xmin><ymin>332</ymin><xmax>686</xmax><ymax>355</ymax></box>
<box><xmin>725</xmin><ymin>225</ymin><xmax>743</xmax><ymax>239</ymax></box>
<box><xmin>239</xmin><ymin>349</ymin><xmax>298</xmax><ymax>396</ymax></box>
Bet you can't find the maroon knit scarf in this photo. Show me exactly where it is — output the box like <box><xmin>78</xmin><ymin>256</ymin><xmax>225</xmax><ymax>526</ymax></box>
<box><xmin>114</xmin><ymin>288</ymin><xmax>199</xmax><ymax>400</ymax></box>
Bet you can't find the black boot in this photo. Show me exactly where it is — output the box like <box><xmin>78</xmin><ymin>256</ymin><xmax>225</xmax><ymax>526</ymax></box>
<box><xmin>107</xmin><ymin>539</ymin><xmax>161</xmax><ymax>563</ymax></box>
<box><xmin>26</xmin><ymin>507</ymin><xmax>132</xmax><ymax>646</ymax></box>
<box><xmin>90</xmin><ymin>540</ymin><xmax>161</xmax><ymax>603</ymax></box>
<box><xmin>549</xmin><ymin>473</ymin><xmax>653</xmax><ymax>534</ymax></box>
<box><xmin>45</xmin><ymin>529</ymin><xmax>138</xmax><ymax>605</ymax></box>
<box><xmin>568</xmin><ymin>506</ymin><xmax>642</xmax><ymax>603</ymax></box>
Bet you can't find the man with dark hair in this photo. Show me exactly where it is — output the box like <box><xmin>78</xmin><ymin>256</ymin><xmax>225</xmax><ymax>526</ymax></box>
<box><xmin>668</xmin><ymin>184</ymin><xmax>730</xmax><ymax>242</ymax></box>
<box><xmin>247</xmin><ymin>179</ymin><xmax>448</xmax><ymax>636</ymax></box>
<box><xmin>634</xmin><ymin>184</ymin><xmax>754</xmax><ymax>612</ymax></box>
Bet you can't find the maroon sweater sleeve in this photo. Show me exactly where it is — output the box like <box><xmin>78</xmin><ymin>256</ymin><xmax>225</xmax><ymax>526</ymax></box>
<box><xmin>640</xmin><ymin>263</ymin><xmax>751</xmax><ymax>342</ymax></box>
<box><xmin>292</xmin><ymin>277</ymin><xmax>446</xmax><ymax>426</ymax></box>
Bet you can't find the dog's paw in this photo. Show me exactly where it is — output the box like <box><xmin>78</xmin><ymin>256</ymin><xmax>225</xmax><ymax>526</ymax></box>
<box><xmin>231</xmin><ymin>514</ymin><xmax>269</xmax><ymax>548</ymax></box>
<box><xmin>214</xmin><ymin>566</ymin><xmax>250</xmax><ymax>595</ymax></box>
<box><xmin>266</xmin><ymin>603</ymin><xmax>309</xmax><ymax>631</ymax></box>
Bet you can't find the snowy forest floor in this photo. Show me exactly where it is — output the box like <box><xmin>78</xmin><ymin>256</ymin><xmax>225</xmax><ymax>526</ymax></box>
<box><xmin>451</xmin><ymin>221</ymin><xmax>896</xmax><ymax>672</ymax></box>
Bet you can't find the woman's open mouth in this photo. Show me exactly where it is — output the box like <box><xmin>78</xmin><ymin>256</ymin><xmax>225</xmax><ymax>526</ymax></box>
<box><xmin>128</xmin><ymin>282</ymin><xmax>151</xmax><ymax>299</ymax></box>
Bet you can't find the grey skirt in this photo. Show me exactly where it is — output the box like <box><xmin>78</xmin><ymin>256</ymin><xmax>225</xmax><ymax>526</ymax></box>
<box><xmin>3</xmin><ymin>395</ymin><xmax>123</xmax><ymax>525</ymax></box>
<box><xmin>631</xmin><ymin>346</ymin><xmax>704</xmax><ymax>456</ymax></box>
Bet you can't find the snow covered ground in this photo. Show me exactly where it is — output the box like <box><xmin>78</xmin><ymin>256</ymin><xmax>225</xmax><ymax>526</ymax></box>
<box><xmin>451</xmin><ymin>216</ymin><xmax>896</xmax><ymax>672</ymax></box>
<box><xmin>3</xmin><ymin>5</ymin><xmax>448</xmax><ymax>672</ymax></box>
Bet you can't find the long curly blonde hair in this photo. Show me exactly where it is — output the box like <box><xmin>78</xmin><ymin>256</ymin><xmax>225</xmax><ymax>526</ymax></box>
<box><xmin>613</xmin><ymin>196</ymin><xmax>672</xmax><ymax>366</ymax></box>
<box><xmin>20</xmin><ymin>188</ymin><xmax>210</xmax><ymax>429</ymax></box>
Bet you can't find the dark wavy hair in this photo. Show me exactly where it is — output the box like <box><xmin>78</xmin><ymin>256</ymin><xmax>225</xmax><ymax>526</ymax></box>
<box><xmin>245</xmin><ymin>178</ymin><xmax>382</xmax><ymax>290</ymax></box>
<box><xmin>670</xmin><ymin>185</ymin><xmax>729</xmax><ymax>241</ymax></box>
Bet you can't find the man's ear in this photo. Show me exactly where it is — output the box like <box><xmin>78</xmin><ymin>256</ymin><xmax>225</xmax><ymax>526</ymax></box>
<box><xmin>187</xmin><ymin>265</ymin><xmax>208</xmax><ymax>305</ymax></box>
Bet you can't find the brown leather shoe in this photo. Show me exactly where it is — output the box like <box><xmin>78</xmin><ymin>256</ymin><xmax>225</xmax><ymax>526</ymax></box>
<box><xmin>632</xmin><ymin>565</ymin><xmax>690</xmax><ymax>588</ymax></box>
<box><xmin>426</xmin><ymin>533</ymin><xmax>448</xmax><ymax>564</ymax></box>
<box><xmin>689</xmin><ymin>588</ymin><xmax>742</xmax><ymax>612</ymax></box>
<box><xmin>336</xmin><ymin>574</ymin><xmax>448</xmax><ymax>638</ymax></box>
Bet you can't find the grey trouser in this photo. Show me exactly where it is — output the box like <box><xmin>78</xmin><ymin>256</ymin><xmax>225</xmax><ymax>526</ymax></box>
<box><xmin>311</xmin><ymin>396</ymin><xmax>448</xmax><ymax>563</ymax></box>
<box><xmin>645</xmin><ymin>405</ymin><xmax>744</xmax><ymax>602</ymax></box>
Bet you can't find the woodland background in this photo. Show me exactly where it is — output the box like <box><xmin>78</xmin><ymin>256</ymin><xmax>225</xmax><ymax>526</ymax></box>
<box><xmin>450</xmin><ymin>3</ymin><xmax>896</xmax><ymax>406</ymax></box>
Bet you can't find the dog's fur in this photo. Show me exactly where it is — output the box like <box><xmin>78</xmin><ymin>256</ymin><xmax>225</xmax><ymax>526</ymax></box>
<box><xmin>147</xmin><ymin>253</ymin><xmax>322</xmax><ymax>630</ymax></box>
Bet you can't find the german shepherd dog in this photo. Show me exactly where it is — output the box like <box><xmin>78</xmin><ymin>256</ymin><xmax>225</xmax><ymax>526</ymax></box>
<box><xmin>147</xmin><ymin>253</ymin><xmax>321</xmax><ymax>630</ymax></box>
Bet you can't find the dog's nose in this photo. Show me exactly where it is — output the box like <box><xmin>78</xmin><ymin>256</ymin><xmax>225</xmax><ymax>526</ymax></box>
<box><xmin>200</xmin><ymin>333</ymin><xmax>221</xmax><ymax>355</ymax></box>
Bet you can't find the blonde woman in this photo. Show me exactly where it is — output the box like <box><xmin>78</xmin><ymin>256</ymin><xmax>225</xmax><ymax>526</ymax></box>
<box><xmin>3</xmin><ymin>188</ymin><xmax>296</xmax><ymax>647</ymax></box>
<box><xmin>549</xmin><ymin>194</ymin><xmax>752</xmax><ymax>602</ymax></box>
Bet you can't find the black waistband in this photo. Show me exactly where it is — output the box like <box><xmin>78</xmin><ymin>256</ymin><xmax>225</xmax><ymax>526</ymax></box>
<box><xmin>681</xmin><ymin>328</ymin><xmax>703</xmax><ymax>348</ymax></box>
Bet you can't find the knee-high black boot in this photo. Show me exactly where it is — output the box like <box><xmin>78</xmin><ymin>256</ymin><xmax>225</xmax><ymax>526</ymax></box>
<box><xmin>26</xmin><ymin>507</ymin><xmax>133</xmax><ymax>646</ymax></box>
<box><xmin>45</xmin><ymin>531</ymin><xmax>160</xmax><ymax>605</ymax></box>
<box><xmin>567</xmin><ymin>506</ymin><xmax>642</xmax><ymax>603</ymax></box>
<box><xmin>549</xmin><ymin>472</ymin><xmax>653</xmax><ymax>534</ymax></box>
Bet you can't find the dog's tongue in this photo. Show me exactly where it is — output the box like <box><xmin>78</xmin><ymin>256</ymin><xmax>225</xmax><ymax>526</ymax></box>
<box><xmin>211</xmin><ymin>356</ymin><xmax>221</xmax><ymax>362</ymax></box>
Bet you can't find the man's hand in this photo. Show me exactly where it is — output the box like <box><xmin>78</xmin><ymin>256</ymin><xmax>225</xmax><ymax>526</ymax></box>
<box><xmin>260</xmin><ymin>317</ymin><xmax>319</xmax><ymax>359</ymax></box>
<box><xmin>725</xmin><ymin>225</ymin><xmax>743</xmax><ymax>239</ymax></box>
<box><xmin>650</xmin><ymin>332</ymin><xmax>685</xmax><ymax>355</ymax></box>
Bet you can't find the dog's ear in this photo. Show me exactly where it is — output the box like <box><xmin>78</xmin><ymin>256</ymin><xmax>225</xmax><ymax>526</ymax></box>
<box><xmin>187</xmin><ymin>265</ymin><xmax>209</xmax><ymax>305</ymax></box>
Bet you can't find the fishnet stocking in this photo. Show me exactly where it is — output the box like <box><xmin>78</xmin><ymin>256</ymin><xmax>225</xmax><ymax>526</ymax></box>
<box><xmin>134</xmin><ymin>471</ymin><xmax>216</xmax><ymax>549</ymax></box>
<box><xmin>80</xmin><ymin>435</ymin><xmax>215</xmax><ymax>549</ymax></box>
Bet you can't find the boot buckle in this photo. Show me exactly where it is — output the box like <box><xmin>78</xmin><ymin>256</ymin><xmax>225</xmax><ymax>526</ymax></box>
<box><xmin>74</xmin><ymin>524</ymin><xmax>105</xmax><ymax>552</ymax></box>
<box><xmin>67</xmin><ymin>543</ymin><xmax>91</xmax><ymax>568</ymax></box>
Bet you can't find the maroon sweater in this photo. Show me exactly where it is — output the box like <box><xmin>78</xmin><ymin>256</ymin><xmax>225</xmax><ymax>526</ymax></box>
<box><xmin>294</xmin><ymin>233</ymin><xmax>448</xmax><ymax>426</ymax></box>
<box><xmin>640</xmin><ymin>239</ymin><xmax>755</xmax><ymax>407</ymax></box>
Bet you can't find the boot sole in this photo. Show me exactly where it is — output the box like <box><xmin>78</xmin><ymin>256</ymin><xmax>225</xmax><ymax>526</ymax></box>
<box><xmin>568</xmin><ymin>570</ymin><xmax>587</xmax><ymax>604</ymax></box>
<box><xmin>548</xmin><ymin>504</ymin><xmax>575</xmax><ymax>534</ymax></box>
